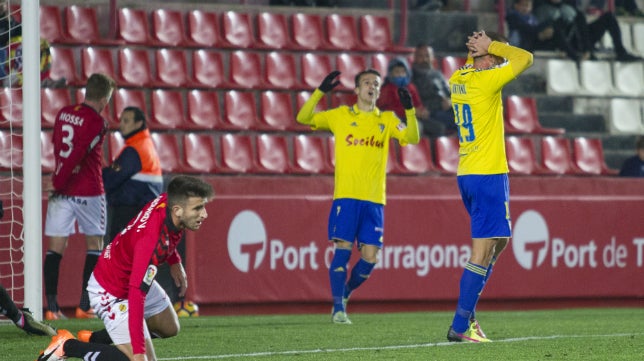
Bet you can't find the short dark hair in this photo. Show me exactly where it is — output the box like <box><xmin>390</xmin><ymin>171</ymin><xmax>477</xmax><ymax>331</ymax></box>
<box><xmin>123</xmin><ymin>106</ymin><xmax>147</xmax><ymax>127</ymax></box>
<box><xmin>85</xmin><ymin>73</ymin><xmax>116</xmax><ymax>102</ymax></box>
<box><xmin>354</xmin><ymin>69</ymin><xmax>381</xmax><ymax>87</ymax></box>
<box><xmin>167</xmin><ymin>176</ymin><xmax>214</xmax><ymax>207</ymax></box>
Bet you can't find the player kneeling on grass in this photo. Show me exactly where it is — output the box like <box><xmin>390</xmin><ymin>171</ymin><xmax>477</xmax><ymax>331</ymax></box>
<box><xmin>36</xmin><ymin>176</ymin><xmax>214</xmax><ymax>361</ymax></box>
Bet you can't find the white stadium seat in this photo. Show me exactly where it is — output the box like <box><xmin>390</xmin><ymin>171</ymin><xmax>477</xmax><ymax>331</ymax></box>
<box><xmin>610</xmin><ymin>98</ymin><xmax>643</xmax><ymax>134</ymax></box>
<box><xmin>546</xmin><ymin>59</ymin><xmax>580</xmax><ymax>95</ymax></box>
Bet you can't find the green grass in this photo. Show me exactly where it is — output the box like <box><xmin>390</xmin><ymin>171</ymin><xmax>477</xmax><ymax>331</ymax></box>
<box><xmin>3</xmin><ymin>308</ymin><xmax>644</xmax><ymax>360</ymax></box>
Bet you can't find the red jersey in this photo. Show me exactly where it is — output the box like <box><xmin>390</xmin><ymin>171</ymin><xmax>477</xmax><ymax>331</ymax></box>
<box><xmin>93</xmin><ymin>193</ymin><xmax>183</xmax><ymax>355</ymax></box>
<box><xmin>52</xmin><ymin>103</ymin><xmax>107</xmax><ymax>196</ymax></box>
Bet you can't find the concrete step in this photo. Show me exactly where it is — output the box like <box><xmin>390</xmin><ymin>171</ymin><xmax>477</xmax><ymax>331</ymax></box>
<box><xmin>538</xmin><ymin>113</ymin><xmax>606</xmax><ymax>133</ymax></box>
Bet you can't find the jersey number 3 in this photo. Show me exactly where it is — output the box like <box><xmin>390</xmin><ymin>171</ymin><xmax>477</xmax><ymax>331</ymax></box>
<box><xmin>453</xmin><ymin>103</ymin><xmax>474</xmax><ymax>143</ymax></box>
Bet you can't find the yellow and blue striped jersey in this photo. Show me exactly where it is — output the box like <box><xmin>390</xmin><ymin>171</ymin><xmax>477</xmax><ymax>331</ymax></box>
<box><xmin>449</xmin><ymin>41</ymin><xmax>533</xmax><ymax>175</ymax></box>
<box><xmin>297</xmin><ymin>89</ymin><xmax>419</xmax><ymax>204</ymax></box>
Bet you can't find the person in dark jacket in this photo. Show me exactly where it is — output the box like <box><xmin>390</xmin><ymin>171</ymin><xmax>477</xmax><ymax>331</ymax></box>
<box><xmin>619</xmin><ymin>136</ymin><xmax>644</xmax><ymax>177</ymax></box>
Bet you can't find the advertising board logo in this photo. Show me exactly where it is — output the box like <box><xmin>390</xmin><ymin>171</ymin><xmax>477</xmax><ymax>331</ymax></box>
<box><xmin>227</xmin><ymin>210</ymin><xmax>267</xmax><ymax>272</ymax></box>
<box><xmin>512</xmin><ymin>210</ymin><xmax>549</xmax><ymax>270</ymax></box>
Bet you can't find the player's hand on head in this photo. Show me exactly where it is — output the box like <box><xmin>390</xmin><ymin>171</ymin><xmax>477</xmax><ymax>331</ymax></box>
<box><xmin>318</xmin><ymin>70</ymin><xmax>341</xmax><ymax>93</ymax></box>
<box><xmin>397</xmin><ymin>87</ymin><xmax>413</xmax><ymax>110</ymax></box>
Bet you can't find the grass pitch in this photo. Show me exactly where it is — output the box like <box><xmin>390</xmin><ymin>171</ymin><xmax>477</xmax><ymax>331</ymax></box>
<box><xmin>3</xmin><ymin>308</ymin><xmax>644</xmax><ymax>360</ymax></box>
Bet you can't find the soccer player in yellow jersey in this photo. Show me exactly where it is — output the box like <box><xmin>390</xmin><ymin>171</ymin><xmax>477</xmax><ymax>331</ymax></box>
<box><xmin>297</xmin><ymin>69</ymin><xmax>420</xmax><ymax>324</ymax></box>
<box><xmin>446</xmin><ymin>31</ymin><xmax>533</xmax><ymax>342</ymax></box>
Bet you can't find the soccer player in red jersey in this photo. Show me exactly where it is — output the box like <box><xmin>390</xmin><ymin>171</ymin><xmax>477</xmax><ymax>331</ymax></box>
<box><xmin>43</xmin><ymin>73</ymin><xmax>116</xmax><ymax>321</ymax></box>
<box><xmin>37</xmin><ymin>176</ymin><xmax>214</xmax><ymax>361</ymax></box>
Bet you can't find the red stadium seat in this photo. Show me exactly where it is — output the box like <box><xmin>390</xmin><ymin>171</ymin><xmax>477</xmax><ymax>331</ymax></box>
<box><xmin>397</xmin><ymin>137</ymin><xmax>436</xmax><ymax>174</ymax></box>
<box><xmin>441</xmin><ymin>56</ymin><xmax>467</xmax><ymax>79</ymax></box>
<box><xmin>64</xmin><ymin>6</ymin><xmax>123</xmax><ymax>45</ymax></box>
<box><xmin>117</xmin><ymin>48</ymin><xmax>153</xmax><ymax>87</ymax></box>
<box><xmin>434</xmin><ymin>136</ymin><xmax>459</xmax><ymax>174</ymax></box>
<box><xmin>107</xmin><ymin>131</ymin><xmax>125</xmax><ymax>162</ymax></box>
<box><xmin>331</xmin><ymin>92</ymin><xmax>357</xmax><ymax>108</ymax></box>
<box><xmin>296</xmin><ymin>91</ymin><xmax>328</xmax><ymax>113</ymax></box>
<box><xmin>540</xmin><ymin>136</ymin><xmax>584</xmax><ymax>175</ymax></box>
<box><xmin>359</xmin><ymin>15</ymin><xmax>412</xmax><ymax>53</ymax></box>
<box><xmin>229</xmin><ymin>51</ymin><xmax>265</xmax><ymax>89</ymax></box>
<box><xmin>117</xmin><ymin>8</ymin><xmax>152</xmax><ymax>45</ymax></box>
<box><xmin>265</xmin><ymin>52</ymin><xmax>300</xmax><ymax>90</ymax></box>
<box><xmin>112</xmin><ymin>88</ymin><xmax>147</xmax><ymax>125</ymax></box>
<box><xmin>150</xmin><ymin>132</ymin><xmax>183</xmax><ymax>173</ymax></box>
<box><xmin>153</xmin><ymin>48</ymin><xmax>189</xmax><ymax>87</ymax></box>
<box><xmin>292</xmin><ymin>134</ymin><xmax>334</xmax><ymax>174</ymax></box>
<box><xmin>190</xmin><ymin>50</ymin><xmax>229</xmax><ymax>89</ymax></box>
<box><xmin>75</xmin><ymin>89</ymin><xmax>116</xmax><ymax>128</ymax></box>
<box><xmin>386</xmin><ymin>140</ymin><xmax>404</xmax><ymax>174</ymax></box>
<box><xmin>505</xmin><ymin>136</ymin><xmax>550</xmax><ymax>175</ymax></box>
<box><xmin>222</xmin><ymin>91</ymin><xmax>259</xmax><ymax>130</ymax></box>
<box><xmin>0</xmin><ymin>88</ymin><xmax>22</xmax><ymax>128</ymax></box>
<box><xmin>291</xmin><ymin>13</ymin><xmax>328</xmax><ymax>50</ymax></box>
<box><xmin>41</xmin><ymin>88</ymin><xmax>71</xmax><ymax>128</ymax></box>
<box><xmin>40</xmin><ymin>5</ymin><xmax>72</xmax><ymax>44</ymax></box>
<box><xmin>182</xmin><ymin>133</ymin><xmax>218</xmax><ymax>174</ymax></box>
<box><xmin>256</xmin><ymin>12</ymin><xmax>295</xmax><ymax>50</ymax></box>
<box><xmin>186</xmin><ymin>10</ymin><xmax>220</xmax><ymax>48</ymax></box>
<box><xmin>255</xmin><ymin>134</ymin><xmax>292</xmax><ymax>174</ymax></box>
<box><xmin>49</xmin><ymin>47</ymin><xmax>81</xmax><ymax>86</ymax></box>
<box><xmin>80</xmin><ymin>47</ymin><xmax>116</xmax><ymax>83</ymax></box>
<box><xmin>0</xmin><ymin>131</ymin><xmax>22</xmax><ymax>171</ymax></box>
<box><xmin>370</xmin><ymin>53</ymin><xmax>390</xmax><ymax>77</ymax></box>
<box><xmin>572</xmin><ymin>137</ymin><xmax>619</xmax><ymax>176</ymax></box>
<box><xmin>258</xmin><ymin>91</ymin><xmax>295</xmax><ymax>131</ymax></box>
<box><xmin>186</xmin><ymin>90</ymin><xmax>222</xmax><ymax>130</ymax></box>
<box><xmin>336</xmin><ymin>53</ymin><xmax>367</xmax><ymax>90</ymax></box>
<box><xmin>221</xmin><ymin>11</ymin><xmax>255</xmax><ymax>49</ymax></box>
<box><xmin>326</xmin><ymin>14</ymin><xmax>365</xmax><ymax>51</ymax></box>
<box><xmin>219</xmin><ymin>133</ymin><xmax>257</xmax><ymax>173</ymax></box>
<box><xmin>150</xmin><ymin>89</ymin><xmax>185</xmax><ymax>130</ymax></box>
<box><xmin>505</xmin><ymin>96</ymin><xmax>565</xmax><ymax>135</ymax></box>
<box><xmin>41</xmin><ymin>131</ymin><xmax>55</xmax><ymax>173</ymax></box>
<box><xmin>301</xmin><ymin>53</ymin><xmax>333</xmax><ymax>89</ymax></box>
<box><xmin>151</xmin><ymin>9</ymin><xmax>188</xmax><ymax>47</ymax></box>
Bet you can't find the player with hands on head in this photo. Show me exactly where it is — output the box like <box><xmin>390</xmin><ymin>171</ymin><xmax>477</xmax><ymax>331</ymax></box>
<box><xmin>297</xmin><ymin>69</ymin><xmax>419</xmax><ymax>324</ymax></box>
<box><xmin>36</xmin><ymin>176</ymin><xmax>214</xmax><ymax>361</ymax></box>
<box><xmin>446</xmin><ymin>30</ymin><xmax>533</xmax><ymax>343</ymax></box>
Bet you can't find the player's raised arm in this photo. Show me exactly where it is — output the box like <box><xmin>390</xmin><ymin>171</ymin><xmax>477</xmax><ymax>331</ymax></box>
<box><xmin>397</xmin><ymin>87</ymin><xmax>420</xmax><ymax>145</ymax></box>
<box><xmin>296</xmin><ymin>71</ymin><xmax>340</xmax><ymax>125</ymax></box>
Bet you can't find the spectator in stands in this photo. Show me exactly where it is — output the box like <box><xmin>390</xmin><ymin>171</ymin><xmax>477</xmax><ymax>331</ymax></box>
<box><xmin>533</xmin><ymin>0</ymin><xmax>641</xmax><ymax>61</ymax></box>
<box><xmin>619</xmin><ymin>136</ymin><xmax>644</xmax><ymax>177</ymax></box>
<box><xmin>377</xmin><ymin>57</ymin><xmax>429</xmax><ymax>127</ymax></box>
<box><xmin>506</xmin><ymin>0</ymin><xmax>559</xmax><ymax>52</ymax></box>
<box><xmin>296</xmin><ymin>69</ymin><xmax>419</xmax><ymax>324</ymax></box>
<box><xmin>615</xmin><ymin>0</ymin><xmax>644</xmax><ymax>16</ymax></box>
<box><xmin>410</xmin><ymin>44</ymin><xmax>458</xmax><ymax>137</ymax></box>
<box><xmin>43</xmin><ymin>73</ymin><xmax>116</xmax><ymax>321</ymax></box>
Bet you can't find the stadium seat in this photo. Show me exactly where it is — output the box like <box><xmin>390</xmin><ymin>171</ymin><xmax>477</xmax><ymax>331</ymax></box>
<box><xmin>107</xmin><ymin>131</ymin><xmax>125</xmax><ymax>162</ymax></box>
<box><xmin>150</xmin><ymin>132</ymin><xmax>184</xmax><ymax>173</ymax></box>
<box><xmin>609</xmin><ymin>98</ymin><xmax>643</xmax><ymax>134</ymax></box>
<box><xmin>258</xmin><ymin>91</ymin><xmax>295</xmax><ymax>131</ymax></box>
<box><xmin>397</xmin><ymin>137</ymin><xmax>436</xmax><ymax>174</ymax></box>
<box><xmin>75</xmin><ymin>89</ymin><xmax>116</xmax><ymax>128</ymax></box>
<box><xmin>293</xmin><ymin>91</ymin><xmax>324</xmax><ymax>132</ymax></box>
<box><xmin>579</xmin><ymin>60</ymin><xmax>614</xmax><ymax>96</ymax></box>
<box><xmin>0</xmin><ymin>131</ymin><xmax>22</xmax><ymax>171</ymax></box>
<box><xmin>151</xmin><ymin>9</ymin><xmax>188</xmax><ymax>47</ymax></box>
<box><xmin>505</xmin><ymin>136</ymin><xmax>549</xmax><ymax>175</ymax></box>
<box><xmin>229</xmin><ymin>51</ymin><xmax>265</xmax><ymax>89</ymax></box>
<box><xmin>186</xmin><ymin>10</ymin><xmax>220</xmax><ymax>48</ymax></box>
<box><xmin>546</xmin><ymin>59</ymin><xmax>580</xmax><ymax>94</ymax></box>
<box><xmin>64</xmin><ymin>5</ymin><xmax>123</xmax><ymax>45</ymax></box>
<box><xmin>292</xmin><ymin>134</ymin><xmax>334</xmax><ymax>174</ymax></box>
<box><xmin>504</xmin><ymin>96</ymin><xmax>565</xmax><ymax>135</ymax></box>
<box><xmin>301</xmin><ymin>53</ymin><xmax>333</xmax><ymax>89</ymax></box>
<box><xmin>222</xmin><ymin>90</ymin><xmax>259</xmax><ymax>130</ymax></box>
<box><xmin>41</xmin><ymin>131</ymin><xmax>55</xmax><ymax>173</ymax></box>
<box><xmin>433</xmin><ymin>136</ymin><xmax>459</xmax><ymax>174</ymax></box>
<box><xmin>153</xmin><ymin>48</ymin><xmax>189</xmax><ymax>88</ymax></box>
<box><xmin>40</xmin><ymin>5</ymin><xmax>73</xmax><ymax>44</ymax></box>
<box><xmin>370</xmin><ymin>53</ymin><xmax>390</xmax><ymax>77</ymax></box>
<box><xmin>117</xmin><ymin>48</ymin><xmax>153</xmax><ymax>87</ymax></box>
<box><xmin>325</xmin><ymin>14</ymin><xmax>365</xmax><ymax>51</ymax></box>
<box><xmin>386</xmin><ymin>140</ymin><xmax>404</xmax><ymax>174</ymax></box>
<box><xmin>182</xmin><ymin>133</ymin><xmax>218</xmax><ymax>174</ymax></box>
<box><xmin>441</xmin><ymin>56</ymin><xmax>467</xmax><ymax>79</ymax></box>
<box><xmin>619</xmin><ymin>22</ymin><xmax>635</xmax><ymax>55</ymax></box>
<box><xmin>255</xmin><ymin>134</ymin><xmax>292</xmax><ymax>174</ymax></box>
<box><xmin>80</xmin><ymin>47</ymin><xmax>116</xmax><ymax>83</ymax></box>
<box><xmin>41</xmin><ymin>88</ymin><xmax>71</xmax><ymax>128</ymax></box>
<box><xmin>291</xmin><ymin>13</ymin><xmax>329</xmax><ymax>50</ymax></box>
<box><xmin>112</xmin><ymin>88</ymin><xmax>147</xmax><ymax>125</ymax></box>
<box><xmin>150</xmin><ymin>89</ymin><xmax>185</xmax><ymax>130</ymax></box>
<box><xmin>219</xmin><ymin>133</ymin><xmax>257</xmax><ymax>173</ymax></box>
<box><xmin>186</xmin><ymin>90</ymin><xmax>222</xmax><ymax>130</ymax></box>
<box><xmin>633</xmin><ymin>23</ymin><xmax>644</xmax><ymax>56</ymax></box>
<box><xmin>0</xmin><ymin>88</ymin><xmax>22</xmax><ymax>128</ymax></box>
<box><xmin>190</xmin><ymin>49</ymin><xmax>229</xmax><ymax>89</ymax></box>
<box><xmin>265</xmin><ymin>52</ymin><xmax>300</xmax><ymax>90</ymax></box>
<box><xmin>117</xmin><ymin>8</ymin><xmax>152</xmax><ymax>45</ymax></box>
<box><xmin>221</xmin><ymin>11</ymin><xmax>255</xmax><ymax>49</ymax></box>
<box><xmin>256</xmin><ymin>12</ymin><xmax>295</xmax><ymax>50</ymax></box>
<box><xmin>49</xmin><ymin>47</ymin><xmax>81</xmax><ymax>86</ymax></box>
<box><xmin>539</xmin><ymin>136</ymin><xmax>584</xmax><ymax>175</ymax></box>
<box><xmin>612</xmin><ymin>61</ymin><xmax>644</xmax><ymax>96</ymax></box>
<box><xmin>572</xmin><ymin>137</ymin><xmax>619</xmax><ymax>175</ymax></box>
<box><xmin>359</xmin><ymin>15</ymin><xmax>411</xmax><ymax>53</ymax></box>
<box><xmin>336</xmin><ymin>53</ymin><xmax>367</xmax><ymax>90</ymax></box>
<box><xmin>331</xmin><ymin>92</ymin><xmax>357</xmax><ymax>108</ymax></box>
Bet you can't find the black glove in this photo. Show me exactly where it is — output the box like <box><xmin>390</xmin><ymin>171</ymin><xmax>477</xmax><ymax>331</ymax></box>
<box><xmin>398</xmin><ymin>87</ymin><xmax>413</xmax><ymax>110</ymax></box>
<box><xmin>318</xmin><ymin>70</ymin><xmax>341</xmax><ymax>93</ymax></box>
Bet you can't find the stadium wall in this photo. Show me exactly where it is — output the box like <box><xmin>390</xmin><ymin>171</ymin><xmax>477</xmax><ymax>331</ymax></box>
<box><xmin>43</xmin><ymin>176</ymin><xmax>644</xmax><ymax>313</ymax></box>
